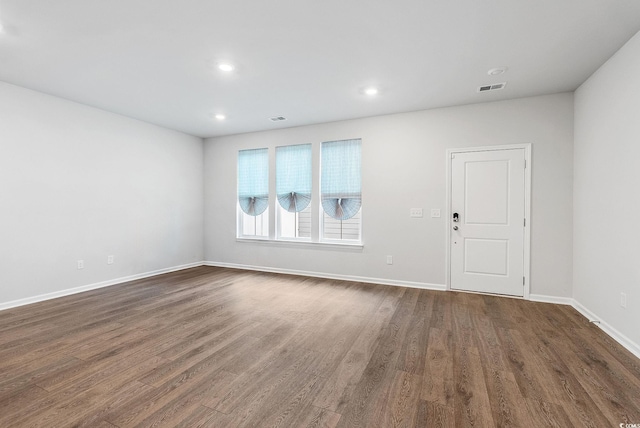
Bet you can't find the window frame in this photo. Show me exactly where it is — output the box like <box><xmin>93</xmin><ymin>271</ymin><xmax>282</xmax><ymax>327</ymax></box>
<box><xmin>276</xmin><ymin>205</ymin><xmax>312</xmax><ymax>242</ymax></box>
<box><xmin>237</xmin><ymin>206</ymin><xmax>270</xmax><ymax>239</ymax></box>
<box><xmin>319</xmin><ymin>139</ymin><xmax>362</xmax><ymax>244</ymax></box>
<box><xmin>235</xmin><ymin>140</ymin><xmax>363</xmax><ymax>247</ymax></box>
<box><xmin>319</xmin><ymin>207</ymin><xmax>363</xmax><ymax>244</ymax></box>
<box><xmin>275</xmin><ymin>143</ymin><xmax>313</xmax><ymax>242</ymax></box>
<box><xmin>237</xmin><ymin>147</ymin><xmax>270</xmax><ymax>239</ymax></box>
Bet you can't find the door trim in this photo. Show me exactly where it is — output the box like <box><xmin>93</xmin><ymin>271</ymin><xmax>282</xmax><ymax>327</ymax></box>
<box><xmin>445</xmin><ymin>143</ymin><xmax>532</xmax><ymax>299</ymax></box>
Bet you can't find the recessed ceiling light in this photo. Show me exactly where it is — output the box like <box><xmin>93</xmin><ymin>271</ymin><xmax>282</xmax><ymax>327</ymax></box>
<box><xmin>364</xmin><ymin>87</ymin><xmax>379</xmax><ymax>96</ymax></box>
<box><xmin>218</xmin><ymin>63</ymin><xmax>235</xmax><ymax>72</ymax></box>
<box><xmin>487</xmin><ymin>67</ymin><xmax>508</xmax><ymax>76</ymax></box>
<box><xmin>214</xmin><ymin>114</ymin><xmax>226</xmax><ymax>120</ymax></box>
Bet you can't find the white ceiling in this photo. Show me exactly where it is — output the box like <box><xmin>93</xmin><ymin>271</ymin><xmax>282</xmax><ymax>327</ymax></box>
<box><xmin>1</xmin><ymin>1</ymin><xmax>639</xmax><ymax>138</ymax></box>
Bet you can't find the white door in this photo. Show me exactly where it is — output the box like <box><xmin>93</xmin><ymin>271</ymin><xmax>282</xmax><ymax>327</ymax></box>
<box><xmin>450</xmin><ymin>148</ymin><xmax>526</xmax><ymax>297</ymax></box>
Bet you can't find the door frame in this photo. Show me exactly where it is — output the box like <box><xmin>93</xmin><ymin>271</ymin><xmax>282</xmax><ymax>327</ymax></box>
<box><xmin>445</xmin><ymin>143</ymin><xmax>532</xmax><ymax>299</ymax></box>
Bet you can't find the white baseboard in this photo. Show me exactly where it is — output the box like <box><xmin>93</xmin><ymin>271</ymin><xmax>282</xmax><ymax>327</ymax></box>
<box><xmin>3</xmin><ymin>261</ymin><xmax>638</xmax><ymax>361</ymax></box>
<box><xmin>0</xmin><ymin>261</ymin><xmax>205</xmax><ymax>312</ymax></box>
<box><xmin>571</xmin><ymin>300</ymin><xmax>640</xmax><ymax>359</ymax></box>
<box><xmin>204</xmin><ymin>261</ymin><xmax>447</xmax><ymax>291</ymax></box>
<box><xmin>529</xmin><ymin>294</ymin><xmax>574</xmax><ymax>305</ymax></box>
<box><xmin>530</xmin><ymin>294</ymin><xmax>640</xmax><ymax>359</ymax></box>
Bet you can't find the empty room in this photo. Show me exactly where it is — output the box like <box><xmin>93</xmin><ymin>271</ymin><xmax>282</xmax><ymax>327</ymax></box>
<box><xmin>1</xmin><ymin>1</ymin><xmax>640</xmax><ymax>426</ymax></box>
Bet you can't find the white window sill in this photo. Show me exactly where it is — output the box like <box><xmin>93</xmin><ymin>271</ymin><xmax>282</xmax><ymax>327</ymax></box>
<box><xmin>236</xmin><ymin>237</ymin><xmax>363</xmax><ymax>251</ymax></box>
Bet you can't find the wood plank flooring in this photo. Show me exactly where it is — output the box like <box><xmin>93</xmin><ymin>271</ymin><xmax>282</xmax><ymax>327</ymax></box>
<box><xmin>1</xmin><ymin>266</ymin><xmax>639</xmax><ymax>427</ymax></box>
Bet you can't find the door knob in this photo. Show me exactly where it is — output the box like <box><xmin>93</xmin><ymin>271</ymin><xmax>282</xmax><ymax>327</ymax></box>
<box><xmin>453</xmin><ymin>226</ymin><xmax>459</xmax><ymax>231</ymax></box>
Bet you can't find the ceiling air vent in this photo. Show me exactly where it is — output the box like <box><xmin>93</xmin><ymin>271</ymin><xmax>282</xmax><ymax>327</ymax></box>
<box><xmin>478</xmin><ymin>82</ymin><xmax>507</xmax><ymax>93</ymax></box>
<box><xmin>270</xmin><ymin>116</ymin><xmax>287</xmax><ymax>122</ymax></box>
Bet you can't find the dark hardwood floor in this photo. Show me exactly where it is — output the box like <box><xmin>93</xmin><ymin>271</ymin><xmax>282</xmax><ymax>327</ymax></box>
<box><xmin>0</xmin><ymin>266</ymin><xmax>639</xmax><ymax>427</ymax></box>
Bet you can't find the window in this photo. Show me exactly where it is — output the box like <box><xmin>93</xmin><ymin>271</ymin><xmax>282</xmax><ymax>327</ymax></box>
<box><xmin>237</xmin><ymin>148</ymin><xmax>269</xmax><ymax>237</ymax></box>
<box><xmin>236</xmin><ymin>139</ymin><xmax>362</xmax><ymax>245</ymax></box>
<box><xmin>320</xmin><ymin>139</ymin><xmax>362</xmax><ymax>242</ymax></box>
<box><xmin>276</xmin><ymin>144</ymin><xmax>312</xmax><ymax>240</ymax></box>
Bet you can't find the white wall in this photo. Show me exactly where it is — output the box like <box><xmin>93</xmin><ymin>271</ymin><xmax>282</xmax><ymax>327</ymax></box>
<box><xmin>574</xmin><ymin>31</ymin><xmax>640</xmax><ymax>349</ymax></box>
<box><xmin>204</xmin><ymin>93</ymin><xmax>574</xmax><ymax>297</ymax></box>
<box><xmin>0</xmin><ymin>82</ymin><xmax>204</xmax><ymax>306</ymax></box>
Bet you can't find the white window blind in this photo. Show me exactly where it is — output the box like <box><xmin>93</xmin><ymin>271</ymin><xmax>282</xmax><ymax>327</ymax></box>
<box><xmin>238</xmin><ymin>148</ymin><xmax>269</xmax><ymax>216</ymax></box>
<box><xmin>276</xmin><ymin>144</ymin><xmax>312</xmax><ymax>212</ymax></box>
<box><xmin>321</xmin><ymin>139</ymin><xmax>362</xmax><ymax>221</ymax></box>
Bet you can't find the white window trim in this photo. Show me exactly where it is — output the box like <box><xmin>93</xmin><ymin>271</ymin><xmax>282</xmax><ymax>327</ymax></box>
<box><xmin>236</xmin><ymin>140</ymin><xmax>364</xmax><ymax>248</ymax></box>
<box><xmin>236</xmin><ymin>204</ymin><xmax>270</xmax><ymax>239</ymax></box>
<box><xmin>237</xmin><ymin>236</ymin><xmax>363</xmax><ymax>250</ymax></box>
<box><xmin>318</xmin><ymin>206</ymin><xmax>363</xmax><ymax>245</ymax></box>
<box><xmin>275</xmin><ymin>206</ymin><xmax>312</xmax><ymax>242</ymax></box>
<box><xmin>318</xmin><ymin>139</ymin><xmax>362</xmax><ymax>244</ymax></box>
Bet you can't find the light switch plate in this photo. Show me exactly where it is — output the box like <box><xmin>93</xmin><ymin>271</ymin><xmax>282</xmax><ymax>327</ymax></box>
<box><xmin>431</xmin><ymin>209</ymin><xmax>441</xmax><ymax>218</ymax></box>
<box><xmin>410</xmin><ymin>208</ymin><xmax>423</xmax><ymax>218</ymax></box>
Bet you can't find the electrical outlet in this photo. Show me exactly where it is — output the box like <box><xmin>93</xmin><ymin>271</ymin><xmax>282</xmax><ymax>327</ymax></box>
<box><xmin>107</xmin><ymin>255</ymin><xmax>114</xmax><ymax>265</ymax></box>
<box><xmin>410</xmin><ymin>208</ymin><xmax>423</xmax><ymax>218</ymax></box>
<box><xmin>386</xmin><ymin>255</ymin><xmax>393</xmax><ymax>265</ymax></box>
<box><xmin>621</xmin><ymin>292</ymin><xmax>627</xmax><ymax>308</ymax></box>
<box><xmin>431</xmin><ymin>209</ymin><xmax>441</xmax><ymax>218</ymax></box>
<box><xmin>77</xmin><ymin>260</ymin><xmax>84</xmax><ymax>270</ymax></box>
